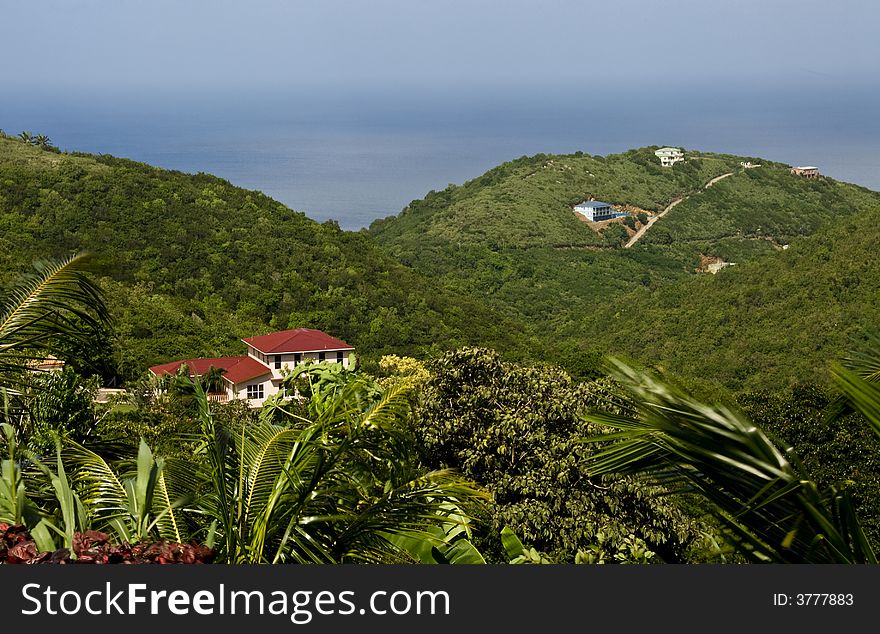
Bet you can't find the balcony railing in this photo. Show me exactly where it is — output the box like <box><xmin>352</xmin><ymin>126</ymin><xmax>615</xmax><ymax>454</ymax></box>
<box><xmin>207</xmin><ymin>393</ymin><xmax>229</xmax><ymax>403</ymax></box>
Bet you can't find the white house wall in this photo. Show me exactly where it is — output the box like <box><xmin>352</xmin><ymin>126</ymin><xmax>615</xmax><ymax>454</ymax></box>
<box><xmin>232</xmin><ymin>373</ymin><xmax>277</xmax><ymax>408</ymax></box>
<box><xmin>250</xmin><ymin>350</ymin><xmax>352</xmax><ymax>381</ymax></box>
<box><xmin>226</xmin><ymin>350</ymin><xmax>353</xmax><ymax>406</ymax></box>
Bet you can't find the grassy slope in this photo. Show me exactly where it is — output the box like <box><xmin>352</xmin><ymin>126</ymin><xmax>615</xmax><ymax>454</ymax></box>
<box><xmin>639</xmin><ymin>163</ymin><xmax>880</xmax><ymax>269</ymax></box>
<box><xmin>0</xmin><ymin>137</ymin><xmax>532</xmax><ymax>379</ymax></box>
<box><xmin>578</xmin><ymin>204</ymin><xmax>880</xmax><ymax>391</ymax></box>
<box><xmin>5</xmin><ymin>135</ymin><xmax>876</xmax><ymax>390</ymax></box>
<box><xmin>371</xmin><ymin>149</ymin><xmax>740</xmax><ymax>322</ymax></box>
<box><xmin>371</xmin><ymin>146</ymin><xmax>880</xmax><ymax>388</ymax></box>
<box><xmin>371</xmin><ymin>147</ymin><xmax>738</xmax><ymax>262</ymax></box>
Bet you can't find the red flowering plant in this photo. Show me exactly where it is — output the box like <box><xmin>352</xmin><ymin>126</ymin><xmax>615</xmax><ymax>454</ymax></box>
<box><xmin>1</xmin><ymin>523</ymin><xmax>214</xmax><ymax>564</ymax></box>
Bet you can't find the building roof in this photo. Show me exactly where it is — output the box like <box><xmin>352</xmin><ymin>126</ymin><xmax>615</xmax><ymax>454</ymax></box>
<box><xmin>655</xmin><ymin>147</ymin><xmax>682</xmax><ymax>153</ymax></box>
<box><xmin>27</xmin><ymin>355</ymin><xmax>66</xmax><ymax>371</ymax></box>
<box><xmin>575</xmin><ymin>200</ymin><xmax>612</xmax><ymax>209</ymax></box>
<box><xmin>149</xmin><ymin>356</ymin><xmax>271</xmax><ymax>385</ymax></box>
<box><xmin>794</xmin><ymin>166</ymin><xmax>818</xmax><ymax>170</ymax></box>
<box><xmin>243</xmin><ymin>328</ymin><xmax>355</xmax><ymax>354</ymax></box>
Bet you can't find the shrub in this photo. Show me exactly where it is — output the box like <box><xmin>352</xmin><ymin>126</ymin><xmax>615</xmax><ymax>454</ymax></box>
<box><xmin>0</xmin><ymin>524</ymin><xmax>214</xmax><ymax>564</ymax></box>
<box><xmin>412</xmin><ymin>348</ymin><xmax>708</xmax><ymax>562</ymax></box>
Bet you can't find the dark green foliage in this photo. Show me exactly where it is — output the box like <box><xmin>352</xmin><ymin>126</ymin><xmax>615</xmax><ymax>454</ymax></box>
<box><xmin>738</xmin><ymin>385</ymin><xmax>880</xmax><ymax>549</ymax></box>
<box><xmin>601</xmin><ymin>222</ymin><xmax>629</xmax><ymax>247</ymax></box>
<box><xmin>578</xmin><ymin>206</ymin><xmax>880</xmax><ymax>391</ymax></box>
<box><xmin>0</xmin><ymin>137</ymin><xmax>531</xmax><ymax>380</ymax></box>
<box><xmin>412</xmin><ymin>348</ymin><xmax>706</xmax><ymax>562</ymax></box>
<box><xmin>94</xmin><ymin>399</ymin><xmax>228</xmax><ymax>459</ymax></box>
<box><xmin>22</xmin><ymin>367</ymin><xmax>100</xmax><ymax>454</ymax></box>
<box><xmin>372</xmin><ymin>147</ymin><xmax>880</xmax><ymax>389</ymax></box>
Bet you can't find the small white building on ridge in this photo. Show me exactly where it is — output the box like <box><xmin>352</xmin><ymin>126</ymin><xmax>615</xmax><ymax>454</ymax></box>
<box><xmin>574</xmin><ymin>200</ymin><xmax>616</xmax><ymax>222</ymax></box>
<box><xmin>791</xmin><ymin>166</ymin><xmax>819</xmax><ymax>179</ymax></box>
<box><xmin>655</xmin><ymin>147</ymin><xmax>684</xmax><ymax>167</ymax></box>
<box><xmin>149</xmin><ymin>328</ymin><xmax>355</xmax><ymax>408</ymax></box>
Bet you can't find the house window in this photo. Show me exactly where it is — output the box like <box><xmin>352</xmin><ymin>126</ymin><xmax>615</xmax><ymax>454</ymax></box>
<box><xmin>274</xmin><ymin>355</ymin><xmax>282</xmax><ymax>369</ymax></box>
<box><xmin>246</xmin><ymin>384</ymin><xmax>264</xmax><ymax>400</ymax></box>
<box><xmin>294</xmin><ymin>353</ymin><xmax>302</xmax><ymax>364</ymax></box>
<box><xmin>319</xmin><ymin>352</ymin><xmax>326</xmax><ymax>362</ymax></box>
<box><xmin>336</xmin><ymin>351</ymin><xmax>343</xmax><ymax>363</ymax></box>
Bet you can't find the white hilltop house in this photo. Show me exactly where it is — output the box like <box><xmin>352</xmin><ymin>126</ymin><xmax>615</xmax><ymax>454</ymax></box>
<box><xmin>149</xmin><ymin>328</ymin><xmax>355</xmax><ymax>408</ymax></box>
<box><xmin>655</xmin><ymin>147</ymin><xmax>684</xmax><ymax>167</ymax></box>
<box><xmin>791</xmin><ymin>166</ymin><xmax>820</xmax><ymax>179</ymax></box>
<box><xmin>574</xmin><ymin>200</ymin><xmax>616</xmax><ymax>222</ymax></box>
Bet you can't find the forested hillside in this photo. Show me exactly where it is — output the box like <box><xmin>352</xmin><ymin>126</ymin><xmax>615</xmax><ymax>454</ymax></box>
<box><xmin>3</xmin><ymin>135</ymin><xmax>878</xmax><ymax>391</ymax></box>
<box><xmin>637</xmin><ymin>164</ymin><xmax>880</xmax><ymax>270</ymax></box>
<box><xmin>371</xmin><ymin>147</ymin><xmax>880</xmax><ymax>390</ymax></box>
<box><xmin>576</xmin><ymin>204</ymin><xmax>880</xmax><ymax>391</ymax></box>
<box><xmin>4</xmin><ymin>134</ymin><xmax>880</xmax><ymax>564</ymax></box>
<box><xmin>0</xmin><ymin>136</ymin><xmax>532</xmax><ymax>380</ymax></box>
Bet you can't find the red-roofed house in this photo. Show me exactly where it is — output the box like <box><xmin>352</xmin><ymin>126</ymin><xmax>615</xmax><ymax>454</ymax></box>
<box><xmin>149</xmin><ymin>328</ymin><xmax>354</xmax><ymax>407</ymax></box>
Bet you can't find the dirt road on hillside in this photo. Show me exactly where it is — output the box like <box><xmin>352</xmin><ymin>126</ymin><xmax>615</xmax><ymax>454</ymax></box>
<box><xmin>623</xmin><ymin>171</ymin><xmax>734</xmax><ymax>249</ymax></box>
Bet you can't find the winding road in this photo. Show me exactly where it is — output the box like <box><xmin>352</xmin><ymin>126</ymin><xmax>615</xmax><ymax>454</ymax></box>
<box><xmin>623</xmin><ymin>171</ymin><xmax>734</xmax><ymax>249</ymax></box>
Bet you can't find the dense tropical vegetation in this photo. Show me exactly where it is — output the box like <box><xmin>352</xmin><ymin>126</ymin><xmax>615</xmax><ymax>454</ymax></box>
<box><xmin>584</xmin><ymin>347</ymin><xmax>880</xmax><ymax>563</ymax></box>
<box><xmin>3</xmin><ymin>351</ymin><xmax>490</xmax><ymax>563</ymax></box>
<box><xmin>371</xmin><ymin>147</ymin><xmax>880</xmax><ymax>390</ymax></box>
<box><xmin>0</xmin><ymin>134</ymin><xmax>532</xmax><ymax>384</ymax></box>
<box><xmin>408</xmin><ymin>348</ymin><xmax>709</xmax><ymax>563</ymax></box>
<box><xmin>2</xmin><ymin>131</ymin><xmax>880</xmax><ymax>564</ymax></box>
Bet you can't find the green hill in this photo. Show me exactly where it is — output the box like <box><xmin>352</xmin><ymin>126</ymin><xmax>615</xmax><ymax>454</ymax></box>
<box><xmin>575</xmin><ymin>204</ymin><xmax>880</xmax><ymax>391</ymax></box>
<box><xmin>0</xmin><ymin>135</ymin><xmax>531</xmax><ymax>380</ymax></box>
<box><xmin>371</xmin><ymin>147</ymin><xmax>880</xmax><ymax>389</ymax></box>
<box><xmin>4</xmin><ymin>135</ymin><xmax>878</xmax><ymax>391</ymax></box>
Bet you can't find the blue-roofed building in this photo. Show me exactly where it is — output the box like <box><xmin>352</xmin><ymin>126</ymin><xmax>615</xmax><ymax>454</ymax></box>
<box><xmin>574</xmin><ymin>200</ymin><xmax>616</xmax><ymax>222</ymax></box>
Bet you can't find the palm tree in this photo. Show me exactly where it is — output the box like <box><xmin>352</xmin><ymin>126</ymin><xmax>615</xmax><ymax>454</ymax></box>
<box><xmin>196</xmin><ymin>371</ymin><xmax>487</xmax><ymax>563</ymax></box>
<box><xmin>831</xmin><ymin>335</ymin><xmax>880</xmax><ymax>435</ymax></box>
<box><xmin>0</xmin><ymin>253</ymin><xmax>109</xmax><ymax>393</ymax></box>
<box><xmin>583</xmin><ymin>358</ymin><xmax>876</xmax><ymax>563</ymax></box>
<box><xmin>51</xmin><ymin>368</ymin><xmax>487</xmax><ymax>563</ymax></box>
<box><xmin>33</xmin><ymin>134</ymin><xmax>52</xmax><ymax>149</ymax></box>
<box><xmin>17</xmin><ymin>131</ymin><xmax>33</xmax><ymax>144</ymax></box>
<box><xmin>1</xmin><ymin>425</ymin><xmax>85</xmax><ymax>553</ymax></box>
<box><xmin>63</xmin><ymin>438</ymin><xmax>190</xmax><ymax>544</ymax></box>
<box><xmin>200</xmin><ymin>365</ymin><xmax>227</xmax><ymax>395</ymax></box>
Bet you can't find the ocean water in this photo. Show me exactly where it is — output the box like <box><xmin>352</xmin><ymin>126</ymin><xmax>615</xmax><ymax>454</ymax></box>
<box><xmin>3</xmin><ymin>83</ymin><xmax>878</xmax><ymax>230</ymax></box>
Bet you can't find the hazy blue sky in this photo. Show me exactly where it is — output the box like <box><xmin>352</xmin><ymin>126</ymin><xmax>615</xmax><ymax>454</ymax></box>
<box><xmin>3</xmin><ymin>0</ymin><xmax>878</xmax><ymax>95</ymax></box>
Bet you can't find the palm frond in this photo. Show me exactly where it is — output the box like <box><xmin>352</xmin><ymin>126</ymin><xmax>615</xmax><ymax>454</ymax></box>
<box><xmin>823</xmin><ymin>335</ymin><xmax>880</xmax><ymax>424</ymax></box>
<box><xmin>63</xmin><ymin>440</ymin><xmax>130</xmax><ymax>534</ymax></box>
<box><xmin>841</xmin><ymin>334</ymin><xmax>880</xmax><ymax>384</ymax></box>
<box><xmin>150</xmin><ymin>457</ymin><xmax>196</xmax><ymax>543</ymax></box>
<box><xmin>583</xmin><ymin>358</ymin><xmax>875</xmax><ymax>563</ymax></box>
<box><xmin>0</xmin><ymin>253</ymin><xmax>109</xmax><ymax>382</ymax></box>
<box><xmin>329</xmin><ymin>469</ymin><xmax>488</xmax><ymax>563</ymax></box>
<box><xmin>168</xmin><ymin>367</ymin><xmax>493</xmax><ymax>563</ymax></box>
<box><xmin>832</xmin><ymin>363</ymin><xmax>880</xmax><ymax>440</ymax></box>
